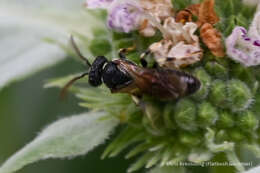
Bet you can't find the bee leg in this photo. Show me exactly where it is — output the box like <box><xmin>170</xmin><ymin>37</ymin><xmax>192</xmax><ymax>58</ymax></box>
<box><xmin>118</xmin><ymin>45</ymin><xmax>136</xmax><ymax>59</ymax></box>
<box><xmin>140</xmin><ymin>50</ymin><xmax>150</xmax><ymax>67</ymax></box>
<box><xmin>131</xmin><ymin>95</ymin><xmax>146</xmax><ymax>109</ymax></box>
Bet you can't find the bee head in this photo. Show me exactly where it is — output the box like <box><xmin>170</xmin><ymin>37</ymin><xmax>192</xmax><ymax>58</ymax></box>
<box><xmin>88</xmin><ymin>56</ymin><xmax>108</xmax><ymax>86</ymax></box>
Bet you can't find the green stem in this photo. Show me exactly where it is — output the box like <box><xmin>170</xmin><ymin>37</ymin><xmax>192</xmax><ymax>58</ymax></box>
<box><xmin>225</xmin><ymin>151</ymin><xmax>245</xmax><ymax>173</ymax></box>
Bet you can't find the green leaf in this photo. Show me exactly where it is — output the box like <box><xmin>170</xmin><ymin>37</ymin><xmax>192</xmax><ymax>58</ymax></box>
<box><xmin>0</xmin><ymin>0</ymin><xmax>103</xmax><ymax>90</ymax></box>
<box><xmin>0</xmin><ymin>112</ymin><xmax>119</xmax><ymax>173</ymax></box>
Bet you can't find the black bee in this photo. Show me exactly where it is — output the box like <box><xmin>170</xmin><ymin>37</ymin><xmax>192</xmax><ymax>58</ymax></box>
<box><xmin>61</xmin><ymin>36</ymin><xmax>201</xmax><ymax>100</ymax></box>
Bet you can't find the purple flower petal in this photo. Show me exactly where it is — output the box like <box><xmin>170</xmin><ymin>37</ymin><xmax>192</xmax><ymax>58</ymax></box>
<box><xmin>226</xmin><ymin>26</ymin><xmax>260</xmax><ymax>66</ymax></box>
<box><xmin>107</xmin><ymin>2</ymin><xmax>141</xmax><ymax>33</ymax></box>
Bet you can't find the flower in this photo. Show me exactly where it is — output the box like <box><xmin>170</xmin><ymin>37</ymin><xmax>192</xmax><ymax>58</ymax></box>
<box><xmin>138</xmin><ymin>0</ymin><xmax>174</xmax><ymax>37</ymax></box>
<box><xmin>225</xmin><ymin>11</ymin><xmax>260</xmax><ymax>67</ymax></box>
<box><xmin>149</xmin><ymin>18</ymin><xmax>203</xmax><ymax>68</ymax></box>
<box><xmin>225</xmin><ymin>26</ymin><xmax>260</xmax><ymax>66</ymax></box>
<box><xmin>107</xmin><ymin>2</ymin><xmax>142</xmax><ymax>33</ymax></box>
<box><xmin>85</xmin><ymin>0</ymin><xmax>114</xmax><ymax>9</ymax></box>
<box><xmin>85</xmin><ymin>0</ymin><xmax>174</xmax><ymax>35</ymax></box>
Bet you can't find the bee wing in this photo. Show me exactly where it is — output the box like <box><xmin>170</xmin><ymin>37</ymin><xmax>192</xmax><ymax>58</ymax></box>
<box><xmin>132</xmin><ymin>68</ymin><xmax>187</xmax><ymax>100</ymax></box>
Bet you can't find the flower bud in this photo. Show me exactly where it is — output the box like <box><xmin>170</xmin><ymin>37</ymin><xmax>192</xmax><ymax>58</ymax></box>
<box><xmin>209</xmin><ymin>80</ymin><xmax>229</xmax><ymax>109</ymax></box>
<box><xmin>198</xmin><ymin>102</ymin><xmax>218</xmax><ymax>127</ymax></box>
<box><xmin>237</xmin><ymin>111</ymin><xmax>259</xmax><ymax>132</ymax></box>
<box><xmin>192</xmin><ymin>68</ymin><xmax>211</xmax><ymax>100</ymax></box>
<box><xmin>205</xmin><ymin>61</ymin><xmax>228</xmax><ymax>79</ymax></box>
<box><xmin>179</xmin><ymin>131</ymin><xmax>201</xmax><ymax>146</ymax></box>
<box><xmin>174</xmin><ymin>99</ymin><xmax>197</xmax><ymax>131</ymax></box>
<box><xmin>217</xmin><ymin>111</ymin><xmax>235</xmax><ymax>128</ymax></box>
<box><xmin>227</xmin><ymin>79</ymin><xmax>253</xmax><ymax>112</ymax></box>
<box><xmin>228</xmin><ymin>129</ymin><xmax>246</xmax><ymax>142</ymax></box>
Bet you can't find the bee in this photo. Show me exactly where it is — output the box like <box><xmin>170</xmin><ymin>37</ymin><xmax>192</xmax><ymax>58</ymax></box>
<box><xmin>61</xmin><ymin>36</ymin><xmax>201</xmax><ymax>100</ymax></box>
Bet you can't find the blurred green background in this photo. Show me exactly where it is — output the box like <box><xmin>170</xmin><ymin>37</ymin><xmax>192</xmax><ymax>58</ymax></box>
<box><xmin>0</xmin><ymin>58</ymin><xmax>135</xmax><ymax>173</ymax></box>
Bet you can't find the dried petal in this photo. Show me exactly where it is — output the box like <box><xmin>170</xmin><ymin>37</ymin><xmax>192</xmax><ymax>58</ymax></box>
<box><xmin>85</xmin><ymin>0</ymin><xmax>114</xmax><ymax>9</ymax></box>
<box><xmin>200</xmin><ymin>23</ymin><xmax>225</xmax><ymax>57</ymax></box>
<box><xmin>175</xmin><ymin>10</ymin><xmax>193</xmax><ymax>24</ymax></box>
<box><xmin>175</xmin><ymin>4</ymin><xmax>200</xmax><ymax>24</ymax></box>
<box><xmin>225</xmin><ymin>26</ymin><xmax>260</xmax><ymax>66</ymax></box>
<box><xmin>176</xmin><ymin>0</ymin><xmax>219</xmax><ymax>26</ymax></box>
<box><xmin>198</xmin><ymin>0</ymin><xmax>219</xmax><ymax>25</ymax></box>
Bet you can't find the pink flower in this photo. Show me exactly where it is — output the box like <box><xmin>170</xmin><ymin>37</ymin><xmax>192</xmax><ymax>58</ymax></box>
<box><xmin>226</xmin><ymin>11</ymin><xmax>260</xmax><ymax>67</ymax></box>
<box><xmin>225</xmin><ymin>26</ymin><xmax>260</xmax><ymax>66</ymax></box>
<box><xmin>107</xmin><ymin>2</ymin><xmax>142</xmax><ymax>33</ymax></box>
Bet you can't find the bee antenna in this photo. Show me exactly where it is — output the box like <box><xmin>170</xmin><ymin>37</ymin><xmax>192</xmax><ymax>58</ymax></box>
<box><xmin>60</xmin><ymin>72</ymin><xmax>89</xmax><ymax>100</ymax></box>
<box><xmin>70</xmin><ymin>35</ymin><xmax>92</xmax><ymax>67</ymax></box>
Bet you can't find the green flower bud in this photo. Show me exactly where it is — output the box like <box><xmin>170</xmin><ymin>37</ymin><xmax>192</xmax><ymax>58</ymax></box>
<box><xmin>179</xmin><ymin>131</ymin><xmax>201</xmax><ymax>146</ymax></box>
<box><xmin>205</xmin><ymin>62</ymin><xmax>228</xmax><ymax>79</ymax></box>
<box><xmin>228</xmin><ymin>129</ymin><xmax>245</xmax><ymax>142</ymax></box>
<box><xmin>227</xmin><ymin>79</ymin><xmax>253</xmax><ymax>112</ymax></box>
<box><xmin>209</xmin><ymin>80</ymin><xmax>229</xmax><ymax>109</ymax></box>
<box><xmin>89</xmin><ymin>38</ymin><xmax>112</xmax><ymax>56</ymax></box>
<box><xmin>237</xmin><ymin>111</ymin><xmax>259</xmax><ymax>132</ymax></box>
<box><xmin>217</xmin><ymin>111</ymin><xmax>235</xmax><ymax>128</ymax></box>
<box><xmin>198</xmin><ymin>102</ymin><xmax>218</xmax><ymax>127</ymax></box>
<box><xmin>230</xmin><ymin>63</ymin><xmax>259</xmax><ymax>93</ymax></box>
<box><xmin>192</xmin><ymin>68</ymin><xmax>211</xmax><ymax>100</ymax></box>
<box><xmin>174</xmin><ymin>99</ymin><xmax>197</xmax><ymax>131</ymax></box>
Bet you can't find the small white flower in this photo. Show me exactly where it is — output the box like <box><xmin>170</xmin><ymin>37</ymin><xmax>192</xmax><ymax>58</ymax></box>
<box><xmin>139</xmin><ymin>0</ymin><xmax>174</xmax><ymax>37</ymax></box>
<box><xmin>226</xmin><ymin>12</ymin><xmax>260</xmax><ymax>67</ymax></box>
<box><xmin>149</xmin><ymin>18</ymin><xmax>203</xmax><ymax>68</ymax></box>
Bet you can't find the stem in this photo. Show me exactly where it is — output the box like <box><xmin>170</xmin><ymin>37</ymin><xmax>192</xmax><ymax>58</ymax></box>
<box><xmin>225</xmin><ymin>150</ymin><xmax>245</xmax><ymax>173</ymax></box>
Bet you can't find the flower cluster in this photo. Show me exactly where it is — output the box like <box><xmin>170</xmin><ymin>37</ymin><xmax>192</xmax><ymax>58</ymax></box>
<box><xmin>81</xmin><ymin>1</ymin><xmax>260</xmax><ymax>172</ymax></box>
<box><xmin>86</xmin><ymin>0</ymin><xmax>227</xmax><ymax>68</ymax></box>
<box><xmin>1</xmin><ymin>1</ymin><xmax>260</xmax><ymax>173</ymax></box>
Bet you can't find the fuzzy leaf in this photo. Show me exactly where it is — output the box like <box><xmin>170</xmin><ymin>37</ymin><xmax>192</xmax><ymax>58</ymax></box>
<box><xmin>244</xmin><ymin>166</ymin><xmax>260</xmax><ymax>173</ymax></box>
<box><xmin>0</xmin><ymin>112</ymin><xmax>119</xmax><ymax>173</ymax></box>
<box><xmin>0</xmin><ymin>0</ymin><xmax>103</xmax><ymax>89</ymax></box>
